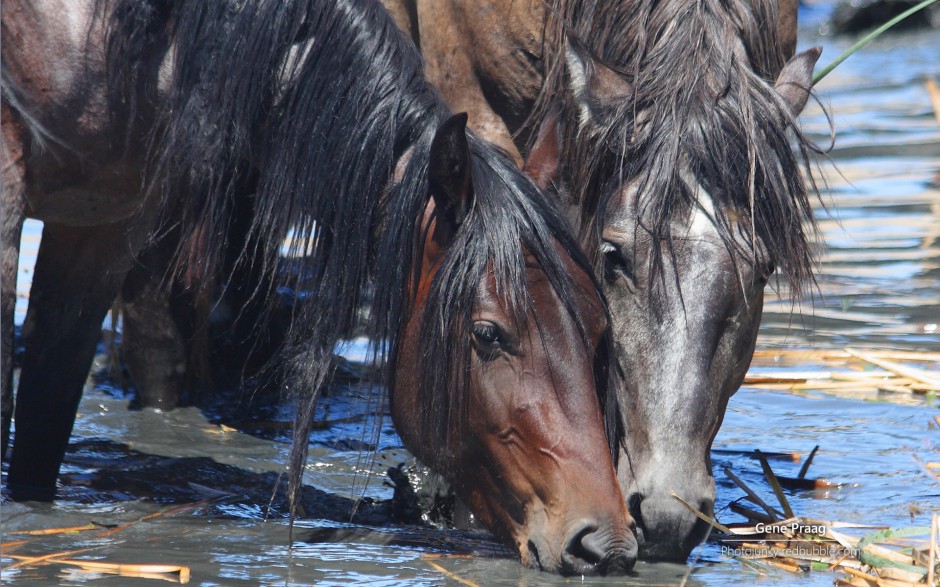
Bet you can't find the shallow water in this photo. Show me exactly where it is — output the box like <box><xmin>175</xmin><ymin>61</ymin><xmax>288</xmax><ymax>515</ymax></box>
<box><xmin>3</xmin><ymin>2</ymin><xmax>939</xmax><ymax>585</ymax></box>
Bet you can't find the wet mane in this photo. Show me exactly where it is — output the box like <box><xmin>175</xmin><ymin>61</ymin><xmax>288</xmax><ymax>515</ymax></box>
<box><xmin>101</xmin><ymin>0</ymin><xmax>620</xmax><ymax>505</ymax></box>
<box><xmin>533</xmin><ymin>0</ymin><xmax>822</xmax><ymax>294</ymax></box>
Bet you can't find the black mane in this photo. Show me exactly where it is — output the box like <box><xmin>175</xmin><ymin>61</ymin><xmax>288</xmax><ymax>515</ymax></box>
<box><xmin>102</xmin><ymin>0</ymin><xmax>620</xmax><ymax>509</ymax></box>
<box><xmin>535</xmin><ymin>0</ymin><xmax>822</xmax><ymax>294</ymax></box>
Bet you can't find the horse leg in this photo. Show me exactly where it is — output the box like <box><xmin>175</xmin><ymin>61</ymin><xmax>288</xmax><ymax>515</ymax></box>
<box><xmin>8</xmin><ymin>220</ymin><xmax>146</xmax><ymax>500</ymax></box>
<box><xmin>119</xmin><ymin>225</ymin><xmax>211</xmax><ymax>410</ymax></box>
<box><xmin>1</xmin><ymin>102</ymin><xmax>26</xmax><ymax>460</ymax></box>
<box><xmin>120</xmin><ymin>251</ymin><xmax>189</xmax><ymax>410</ymax></box>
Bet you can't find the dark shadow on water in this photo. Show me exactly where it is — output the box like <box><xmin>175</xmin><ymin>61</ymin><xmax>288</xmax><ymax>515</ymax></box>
<box><xmin>49</xmin><ymin>438</ymin><xmax>395</xmax><ymax>522</ymax></box>
<box><xmin>13</xmin><ymin>437</ymin><xmax>511</xmax><ymax>562</ymax></box>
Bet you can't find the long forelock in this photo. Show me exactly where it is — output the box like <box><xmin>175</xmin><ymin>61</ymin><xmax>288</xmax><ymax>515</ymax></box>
<box><xmin>414</xmin><ymin>143</ymin><xmax>620</xmax><ymax>454</ymax></box>
<box><xmin>549</xmin><ymin>0</ymin><xmax>822</xmax><ymax>297</ymax></box>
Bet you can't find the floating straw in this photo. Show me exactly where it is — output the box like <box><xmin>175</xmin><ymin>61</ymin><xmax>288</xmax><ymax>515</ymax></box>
<box><xmin>845</xmin><ymin>349</ymin><xmax>940</xmax><ymax>390</ymax></box>
<box><xmin>798</xmin><ymin>446</ymin><xmax>820</xmax><ymax>479</ymax></box>
<box><xmin>755</xmin><ymin>450</ymin><xmax>795</xmax><ymax>519</ymax></box>
<box><xmin>724</xmin><ymin>466</ymin><xmax>785</xmax><ymax>520</ymax></box>
<box><xmin>12</xmin><ymin>524</ymin><xmax>101</xmax><ymax>536</ymax></box>
<box><xmin>926</xmin><ymin>78</ymin><xmax>940</xmax><ymax>126</ymax></box>
<box><xmin>928</xmin><ymin>515</ymin><xmax>936</xmax><ymax>587</ymax></box>
<box><xmin>424</xmin><ymin>559</ymin><xmax>481</xmax><ymax>587</ymax></box>
<box><xmin>54</xmin><ymin>560</ymin><xmax>191</xmax><ymax>584</ymax></box>
<box><xmin>670</xmin><ymin>492</ymin><xmax>734</xmax><ymax>535</ymax></box>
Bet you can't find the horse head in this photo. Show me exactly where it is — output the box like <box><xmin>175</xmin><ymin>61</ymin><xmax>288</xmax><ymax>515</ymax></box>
<box><xmin>392</xmin><ymin>113</ymin><xmax>637</xmax><ymax>574</ymax></box>
<box><xmin>526</xmin><ymin>38</ymin><xmax>821</xmax><ymax>560</ymax></box>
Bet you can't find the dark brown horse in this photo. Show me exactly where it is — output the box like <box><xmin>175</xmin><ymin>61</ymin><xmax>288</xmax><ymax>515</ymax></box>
<box><xmin>386</xmin><ymin>0</ymin><xmax>823</xmax><ymax>560</ymax></box>
<box><xmin>1</xmin><ymin>0</ymin><xmax>637</xmax><ymax>574</ymax></box>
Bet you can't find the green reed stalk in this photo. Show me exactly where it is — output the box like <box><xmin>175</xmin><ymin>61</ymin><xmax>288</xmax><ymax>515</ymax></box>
<box><xmin>813</xmin><ymin>0</ymin><xmax>940</xmax><ymax>86</ymax></box>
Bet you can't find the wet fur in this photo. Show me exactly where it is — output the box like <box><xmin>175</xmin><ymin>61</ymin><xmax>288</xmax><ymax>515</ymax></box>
<box><xmin>536</xmin><ymin>0</ymin><xmax>822</xmax><ymax>293</ymax></box>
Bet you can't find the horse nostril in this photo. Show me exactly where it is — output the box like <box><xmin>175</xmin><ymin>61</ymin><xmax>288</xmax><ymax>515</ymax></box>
<box><xmin>560</xmin><ymin>520</ymin><xmax>606</xmax><ymax>575</ymax></box>
<box><xmin>526</xmin><ymin>539</ymin><xmax>542</xmax><ymax>570</ymax></box>
<box><xmin>627</xmin><ymin>492</ymin><xmax>643</xmax><ymax>514</ymax></box>
<box><xmin>560</xmin><ymin>519</ymin><xmax>637</xmax><ymax>575</ymax></box>
<box><xmin>627</xmin><ymin>492</ymin><xmax>644</xmax><ymax>530</ymax></box>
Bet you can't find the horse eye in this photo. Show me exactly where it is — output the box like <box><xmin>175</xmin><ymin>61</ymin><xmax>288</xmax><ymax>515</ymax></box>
<box><xmin>601</xmin><ymin>241</ymin><xmax>632</xmax><ymax>282</ymax></box>
<box><xmin>473</xmin><ymin>320</ymin><xmax>500</xmax><ymax>347</ymax></box>
<box><xmin>471</xmin><ymin>321</ymin><xmax>502</xmax><ymax>349</ymax></box>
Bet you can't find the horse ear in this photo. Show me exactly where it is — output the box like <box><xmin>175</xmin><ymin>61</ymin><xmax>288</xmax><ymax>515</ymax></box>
<box><xmin>774</xmin><ymin>47</ymin><xmax>822</xmax><ymax>116</ymax></box>
<box><xmin>429</xmin><ymin>112</ymin><xmax>474</xmax><ymax>244</ymax></box>
<box><xmin>565</xmin><ymin>38</ymin><xmax>631</xmax><ymax>127</ymax></box>
<box><xmin>523</xmin><ymin>101</ymin><xmax>563</xmax><ymax>189</ymax></box>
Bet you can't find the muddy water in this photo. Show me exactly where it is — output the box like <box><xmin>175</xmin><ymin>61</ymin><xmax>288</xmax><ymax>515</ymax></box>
<box><xmin>3</xmin><ymin>3</ymin><xmax>939</xmax><ymax>585</ymax></box>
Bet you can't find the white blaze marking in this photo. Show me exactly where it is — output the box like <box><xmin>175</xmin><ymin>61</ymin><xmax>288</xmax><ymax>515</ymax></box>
<box><xmin>682</xmin><ymin>169</ymin><xmax>716</xmax><ymax>237</ymax></box>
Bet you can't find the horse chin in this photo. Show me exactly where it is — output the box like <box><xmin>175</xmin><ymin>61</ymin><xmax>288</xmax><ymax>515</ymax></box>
<box><xmin>635</xmin><ymin>523</ymin><xmax>710</xmax><ymax>562</ymax></box>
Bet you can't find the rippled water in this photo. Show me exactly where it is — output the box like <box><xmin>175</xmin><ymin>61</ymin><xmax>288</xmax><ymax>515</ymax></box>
<box><xmin>3</xmin><ymin>2</ymin><xmax>939</xmax><ymax>585</ymax></box>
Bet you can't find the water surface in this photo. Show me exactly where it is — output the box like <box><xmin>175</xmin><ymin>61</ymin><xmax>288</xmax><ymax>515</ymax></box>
<box><xmin>3</xmin><ymin>2</ymin><xmax>939</xmax><ymax>585</ymax></box>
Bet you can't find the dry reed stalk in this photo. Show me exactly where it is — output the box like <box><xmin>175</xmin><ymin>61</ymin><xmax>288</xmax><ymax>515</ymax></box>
<box><xmin>95</xmin><ymin>498</ymin><xmax>215</xmax><ymax>537</ymax></box>
<box><xmin>713</xmin><ymin>448</ymin><xmax>801</xmax><ymax>461</ymax></box>
<box><xmin>845</xmin><ymin>349</ymin><xmax>940</xmax><ymax>390</ymax></box>
<box><xmin>723</xmin><ymin>467</ymin><xmax>785</xmax><ymax>520</ymax></box>
<box><xmin>751</xmin><ymin>350</ymin><xmax>940</xmax><ymax>364</ymax></box>
<box><xmin>929</xmin><ymin>514</ymin><xmax>936</xmax><ymax>586</ymax></box>
<box><xmin>822</xmin><ymin>521</ymin><xmax>891</xmax><ymax>531</ymax></box>
<box><xmin>424</xmin><ymin>560</ymin><xmax>481</xmax><ymax>587</ymax></box>
<box><xmin>839</xmin><ymin>567</ymin><xmax>927</xmax><ymax>587</ymax></box>
<box><xmin>54</xmin><ymin>559</ymin><xmax>190</xmax><ymax>583</ymax></box>
<box><xmin>13</xmin><ymin>524</ymin><xmax>100</xmax><ymax>536</ymax></box>
<box><xmin>763</xmin><ymin>557</ymin><xmax>804</xmax><ymax>573</ymax></box>
<box><xmin>746</xmin><ymin>371</ymin><xmax>842</xmax><ymax>382</ymax></box>
<box><xmin>836</xmin><ymin>577</ymin><xmax>876</xmax><ymax>587</ymax></box>
<box><xmin>4</xmin><ymin>547</ymin><xmax>98</xmax><ymax>571</ymax></box>
<box><xmin>776</xmin><ymin>475</ymin><xmax>841</xmax><ymax>490</ymax></box>
<box><xmin>844</xmin><ymin>566</ymin><xmax>880</xmax><ymax>582</ymax></box>
<box><xmin>913</xmin><ymin>456</ymin><xmax>940</xmax><ymax>485</ymax></box>
<box><xmin>730</xmin><ymin>501</ymin><xmax>776</xmax><ymax>524</ymax></box>
<box><xmin>67</xmin><ymin>567</ymin><xmax>185</xmax><ymax>583</ymax></box>
<box><xmin>799</xmin><ymin>446</ymin><xmax>820</xmax><ymax>479</ymax></box>
<box><xmin>875</xmin><ymin>579</ymin><xmax>928</xmax><ymax>587</ymax></box>
<box><xmin>844</xmin><ymin>569</ymin><xmax>925</xmax><ymax>587</ymax></box>
<box><xmin>755</xmin><ymin>451</ymin><xmax>794</xmax><ymax>519</ymax></box>
<box><xmin>735</xmin><ymin>556</ymin><xmax>770</xmax><ymax>575</ymax></box>
<box><xmin>747</xmin><ymin>376</ymin><xmax>919</xmax><ymax>388</ymax></box>
<box><xmin>670</xmin><ymin>492</ymin><xmax>734</xmax><ymax>534</ymax></box>
<box><xmin>879</xmin><ymin>384</ymin><xmax>929</xmax><ymax>395</ymax></box>
<box><xmin>744</xmin><ymin>348</ymin><xmax>940</xmax><ymax>402</ymax></box>
<box><xmin>860</xmin><ymin>541</ymin><xmax>920</xmax><ymax>565</ymax></box>
<box><xmin>927</xmin><ymin>78</ymin><xmax>940</xmax><ymax>126</ymax></box>
<box><xmin>875</xmin><ymin>564</ymin><xmax>928</xmax><ymax>583</ymax></box>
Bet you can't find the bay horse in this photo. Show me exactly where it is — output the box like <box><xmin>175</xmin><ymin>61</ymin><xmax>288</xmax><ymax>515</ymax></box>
<box><xmin>386</xmin><ymin>0</ymin><xmax>824</xmax><ymax>560</ymax></box>
<box><xmin>0</xmin><ymin>0</ymin><xmax>637</xmax><ymax>574</ymax></box>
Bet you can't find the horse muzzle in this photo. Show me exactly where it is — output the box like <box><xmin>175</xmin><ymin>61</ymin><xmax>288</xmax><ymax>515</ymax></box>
<box><xmin>523</xmin><ymin>517</ymin><xmax>638</xmax><ymax>575</ymax></box>
<box><xmin>629</xmin><ymin>489</ymin><xmax>715</xmax><ymax>561</ymax></box>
